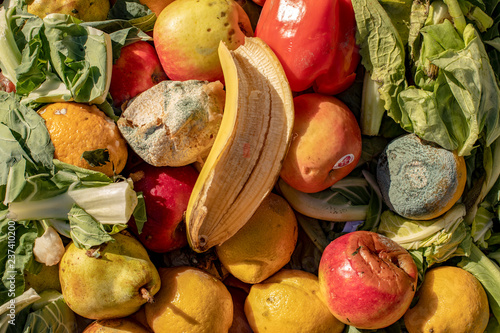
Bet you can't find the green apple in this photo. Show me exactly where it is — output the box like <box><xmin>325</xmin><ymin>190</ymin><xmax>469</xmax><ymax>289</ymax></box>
<box><xmin>153</xmin><ymin>0</ymin><xmax>253</xmax><ymax>82</ymax></box>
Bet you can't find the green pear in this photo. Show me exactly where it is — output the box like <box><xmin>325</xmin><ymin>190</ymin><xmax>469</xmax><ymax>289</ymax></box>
<box><xmin>59</xmin><ymin>231</ymin><xmax>161</xmax><ymax>320</ymax></box>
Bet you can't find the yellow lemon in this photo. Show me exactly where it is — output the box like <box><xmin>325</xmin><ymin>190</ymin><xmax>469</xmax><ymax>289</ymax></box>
<box><xmin>244</xmin><ymin>269</ymin><xmax>345</xmax><ymax>333</ymax></box>
<box><xmin>27</xmin><ymin>0</ymin><xmax>110</xmax><ymax>21</ymax></box>
<box><xmin>216</xmin><ymin>192</ymin><xmax>298</xmax><ymax>284</ymax></box>
<box><xmin>145</xmin><ymin>266</ymin><xmax>233</xmax><ymax>333</ymax></box>
<box><xmin>404</xmin><ymin>266</ymin><xmax>489</xmax><ymax>333</ymax></box>
<box><xmin>38</xmin><ymin>102</ymin><xmax>128</xmax><ymax>177</ymax></box>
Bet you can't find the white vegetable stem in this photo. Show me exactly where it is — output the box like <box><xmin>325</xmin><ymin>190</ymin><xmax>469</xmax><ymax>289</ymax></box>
<box><xmin>360</xmin><ymin>71</ymin><xmax>386</xmax><ymax>136</ymax></box>
<box><xmin>7</xmin><ymin>181</ymin><xmax>138</xmax><ymax>224</ymax></box>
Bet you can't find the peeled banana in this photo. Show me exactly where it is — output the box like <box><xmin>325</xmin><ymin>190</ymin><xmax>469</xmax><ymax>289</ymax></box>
<box><xmin>185</xmin><ymin>37</ymin><xmax>295</xmax><ymax>253</ymax></box>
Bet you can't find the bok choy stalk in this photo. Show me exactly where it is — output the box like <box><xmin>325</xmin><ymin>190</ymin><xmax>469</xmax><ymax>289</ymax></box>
<box><xmin>277</xmin><ymin>177</ymin><xmax>372</xmax><ymax>222</ymax></box>
<box><xmin>7</xmin><ymin>180</ymin><xmax>137</xmax><ymax>225</ymax></box>
<box><xmin>360</xmin><ymin>71</ymin><xmax>386</xmax><ymax>136</ymax></box>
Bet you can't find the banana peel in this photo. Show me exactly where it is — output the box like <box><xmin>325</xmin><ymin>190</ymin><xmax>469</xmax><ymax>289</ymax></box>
<box><xmin>185</xmin><ymin>37</ymin><xmax>294</xmax><ymax>253</ymax></box>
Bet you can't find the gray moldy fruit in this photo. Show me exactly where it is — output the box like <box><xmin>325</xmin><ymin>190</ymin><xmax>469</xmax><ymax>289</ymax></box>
<box><xmin>117</xmin><ymin>80</ymin><xmax>225</xmax><ymax>167</ymax></box>
<box><xmin>376</xmin><ymin>134</ymin><xmax>466</xmax><ymax>220</ymax></box>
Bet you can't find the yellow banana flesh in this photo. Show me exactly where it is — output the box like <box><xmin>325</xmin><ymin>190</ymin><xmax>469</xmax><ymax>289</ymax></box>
<box><xmin>185</xmin><ymin>37</ymin><xmax>294</xmax><ymax>253</ymax></box>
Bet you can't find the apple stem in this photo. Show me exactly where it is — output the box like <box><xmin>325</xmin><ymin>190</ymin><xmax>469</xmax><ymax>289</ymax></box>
<box><xmin>140</xmin><ymin>287</ymin><xmax>154</xmax><ymax>303</ymax></box>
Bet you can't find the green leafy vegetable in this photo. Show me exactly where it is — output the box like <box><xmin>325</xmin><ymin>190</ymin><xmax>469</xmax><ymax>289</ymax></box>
<box><xmin>0</xmin><ymin>92</ymin><xmax>54</xmax><ymax>187</ymax></box>
<box><xmin>68</xmin><ymin>205</ymin><xmax>114</xmax><ymax>249</ymax></box>
<box><xmin>352</xmin><ymin>0</ymin><xmax>407</xmax><ymax>127</ymax></box>
<box><xmin>379</xmin><ymin>0</ymin><xmax>413</xmax><ymax>44</ymax></box>
<box><xmin>459</xmin><ymin>243</ymin><xmax>500</xmax><ymax>327</ymax></box>
<box><xmin>132</xmin><ymin>192</ymin><xmax>147</xmax><ymax>234</ymax></box>
<box><xmin>0</xmin><ymin>288</ymin><xmax>40</xmax><ymax>333</ymax></box>
<box><xmin>81</xmin><ymin>149</ymin><xmax>110</xmax><ymax>167</ymax></box>
<box><xmin>471</xmin><ymin>206</ymin><xmax>494</xmax><ymax>248</ymax></box>
<box><xmin>108</xmin><ymin>0</ymin><xmax>153</xmax><ymax>21</ymax></box>
<box><xmin>82</xmin><ymin>18</ymin><xmax>153</xmax><ymax>61</ymax></box>
<box><xmin>277</xmin><ymin>177</ymin><xmax>373</xmax><ymax>222</ymax></box>
<box><xmin>377</xmin><ymin>204</ymin><xmax>471</xmax><ymax>265</ymax></box>
<box><xmin>23</xmin><ymin>289</ymin><xmax>77</xmax><ymax>333</ymax></box>
<box><xmin>0</xmin><ymin>8</ymin><xmax>113</xmax><ymax>105</ymax></box>
<box><xmin>0</xmin><ymin>216</ymin><xmax>41</xmax><ymax>305</ymax></box>
<box><xmin>354</xmin><ymin>0</ymin><xmax>500</xmax><ymax>157</ymax></box>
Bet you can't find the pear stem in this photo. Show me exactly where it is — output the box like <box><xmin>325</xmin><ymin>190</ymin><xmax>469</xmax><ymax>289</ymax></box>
<box><xmin>140</xmin><ymin>287</ymin><xmax>154</xmax><ymax>303</ymax></box>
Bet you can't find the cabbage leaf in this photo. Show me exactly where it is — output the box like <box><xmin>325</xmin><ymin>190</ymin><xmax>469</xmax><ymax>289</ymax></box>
<box><xmin>23</xmin><ymin>290</ymin><xmax>77</xmax><ymax>333</ymax></box>
<box><xmin>377</xmin><ymin>204</ymin><xmax>471</xmax><ymax>265</ymax></box>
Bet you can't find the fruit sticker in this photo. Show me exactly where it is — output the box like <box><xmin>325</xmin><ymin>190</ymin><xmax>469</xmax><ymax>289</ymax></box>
<box><xmin>332</xmin><ymin>154</ymin><xmax>355</xmax><ymax>169</ymax></box>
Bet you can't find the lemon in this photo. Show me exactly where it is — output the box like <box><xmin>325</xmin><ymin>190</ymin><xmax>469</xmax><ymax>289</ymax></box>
<box><xmin>145</xmin><ymin>266</ymin><xmax>233</xmax><ymax>333</ymax></box>
<box><xmin>216</xmin><ymin>192</ymin><xmax>298</xmax><ymax>284</ymax></box>
<box><xmin>404</xmin><ymin>266</ymin><xmax>489</xmax><ymax>333</ymax></box>
<box><xmin>244</xmin><ymin>269</ymin><xmax>345</xmax><ymax>333</ymax></box>
<box><xmin>27</xmin><ymin>0</ymin><xmax>110</xmax><ymax>21</ymax></box>
<box><xmin>38</xmin><ymin>102</ymin><xmax>128</xmax><ymax>177</ymax></box>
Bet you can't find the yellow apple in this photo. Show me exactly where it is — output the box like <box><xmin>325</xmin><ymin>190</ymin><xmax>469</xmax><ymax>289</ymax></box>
<box><xmin>153</xmin><ymin>0</ymin><xmax>253</xmax><ymax>82</ymax></box>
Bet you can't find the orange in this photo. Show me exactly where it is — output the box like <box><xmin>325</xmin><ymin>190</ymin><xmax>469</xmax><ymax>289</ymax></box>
<box><xmin>404</xmin><ymin>266</ymin><xmax>489</xmax><ymax>333</ymax></box>
<box><xmin>38</xmin><ymin>102</ymin><xmax>128</xmax><ymax>177</ymax></box>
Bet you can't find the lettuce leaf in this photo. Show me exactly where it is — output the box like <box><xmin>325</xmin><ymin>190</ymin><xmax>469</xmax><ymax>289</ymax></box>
<box><xmin>354</xmin><ymin>0</ymin><xmax>500</xmax><ymax>157</ymax></box>
<box><xmin>399</xmin><ymin>23</ymin><xmax>500</xmax><ymax>156</ymax></box>
<box><xmin>352</xmin><ymin>0</ymin><xmax>407</xmax><ymax>125</ymax></box>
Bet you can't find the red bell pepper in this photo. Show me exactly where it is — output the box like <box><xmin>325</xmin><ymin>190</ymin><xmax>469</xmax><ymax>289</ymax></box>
<box><xmin>255</xmin><ymin>0</ymin><xmax>360</xmax><ymax>94</ymax></box>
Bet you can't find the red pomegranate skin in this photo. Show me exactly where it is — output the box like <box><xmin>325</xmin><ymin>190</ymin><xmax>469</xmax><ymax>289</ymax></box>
<box><xmin>318</xmin><ymin>231</ymin><xmax>418</xmax><ymax>329</ymax></box>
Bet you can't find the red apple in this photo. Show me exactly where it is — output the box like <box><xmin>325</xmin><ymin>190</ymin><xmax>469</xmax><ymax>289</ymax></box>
<box><xmin>280</xmin><ymin>93</ymin><xmax>362</xmax><ymax>193</ymax></box>
<box><xmin>127</xmin><ymin>162</ymin><xmax>199</xmax><ymax>253</ymax></box>
<box><xmin>318</xmin><ymin>231</ymin><xmax>418</xmax><ymax>330</ymax></box>
<box><xmin>251</xmin><ymin>0</ymin><xmax>266</xmax><ymax>6</ymax></box>
<box><xmin>109</xmin><ymin>41</ymin><xmax>167</xmax><ymax>107</ymax></box>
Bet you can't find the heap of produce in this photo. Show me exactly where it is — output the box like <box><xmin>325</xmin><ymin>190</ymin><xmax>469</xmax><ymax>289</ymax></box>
<box><xmin>1</xmin><ymin>0</ymin><xmax>500</xmax><ymax>332</ymax></box>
